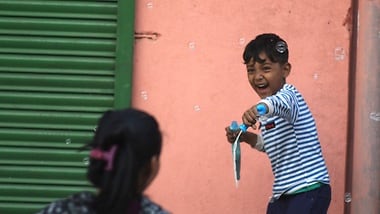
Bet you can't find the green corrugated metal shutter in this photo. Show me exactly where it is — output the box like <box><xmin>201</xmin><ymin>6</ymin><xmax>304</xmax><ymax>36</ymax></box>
<box><xmin>0</xmin><ymin>0</ymin><xmax>135</xmax><ymax>213</ymax></box>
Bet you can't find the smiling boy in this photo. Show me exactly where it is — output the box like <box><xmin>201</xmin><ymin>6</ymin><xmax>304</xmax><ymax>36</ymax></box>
<box><xmin>225</xmin><ymin>33</ymin><xmax>331</xmax><ymax>214</ymax></box>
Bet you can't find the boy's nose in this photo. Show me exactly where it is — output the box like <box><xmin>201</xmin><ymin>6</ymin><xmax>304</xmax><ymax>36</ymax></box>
<box><xmin>255</xmin><ymin>74</ymin><xmax>264</xmax><ymax>80</ymax></box>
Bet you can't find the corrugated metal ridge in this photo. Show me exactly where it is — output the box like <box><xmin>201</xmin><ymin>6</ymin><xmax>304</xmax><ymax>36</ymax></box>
<box><xmin>0</xmin><ymin>0</ymin><xmax>117</xmax><ymax>20</ymax></box>
<box><xmin>0</xmin><ymin>203</ymin><xmax>45</xmax><ymax>212</ymax></box>
<box><xmin>0</xmin><ymin>184</ymin><xmax>94</xmax><ymax>200</ymax></box>
<box><xmin>0</xmin><ymin>165</ymin><xmax>88</xmax><ymax>185</ymax></box>
<box><xmin>0</xmin><ymin>128</ymin><xmax>91</xmax><ymax>148</ymax></box>
<box><xmin>0</xmin><ymin>72</ymin><xmax>114</xmax><ymax>94</ymax></box>
<box><xmin>0</xmin><ymin>146</ymin><xmax>90</xmax><ymax>172</ymax></box>
<box><xmin>0</xmin><ymin>91</ymin><xmax>113</xmax><ymax>112</ymax></box>
<box><xmin>0</xmin><ymin>17</ymin><xmax>116</xmax><ymax>38</ymax></box>
<box><xmin>0</xmin><ymin>35</ymin><xmax>115</xmax><ymax>57</ymax></box>
<box><xmin>0</xmin><ymin>109</ymin><xmax>100</xmax><ymax>130</ymax></box>
<box><xmin>0</xmin><ymin>54</ymin><xmax>115</xmax><ymax>79</ymax></box>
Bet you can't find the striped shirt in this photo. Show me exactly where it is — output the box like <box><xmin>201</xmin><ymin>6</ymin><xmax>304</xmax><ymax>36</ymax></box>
<box><xmin>258</xmin><ymin>84</ymin><xmax>330</xmax><ymax>199</ymax></box>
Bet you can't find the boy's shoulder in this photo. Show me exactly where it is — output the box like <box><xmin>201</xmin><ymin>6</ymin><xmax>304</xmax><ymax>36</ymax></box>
<box><xmin>283</xmin><ymin>83</ymin><xmax>296</xmax><ymax>91</ymax></box>
<box><xmin>281</xmin><ymin>84</ymin><xmax>305</xmax><ymax>97</ymax></box>
<box><xmin>278</xmin><ymin>83</ymin><xmax>299</xmax><ymax>95</ymax></box>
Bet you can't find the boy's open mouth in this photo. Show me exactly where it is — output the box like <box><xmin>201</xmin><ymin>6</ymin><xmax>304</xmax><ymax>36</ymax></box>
<box><xmin>256</xmin><ymin>83</ymin><xmax>269</xmax><ymax>89</ymax></box>
<box><xmin>255</xmin><ymin>83</ymin><xmax>270</xmax><ymax>97</ymax></box>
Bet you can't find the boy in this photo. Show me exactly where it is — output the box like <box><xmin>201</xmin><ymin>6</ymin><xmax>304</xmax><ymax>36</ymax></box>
<box><xmin>225</xmin><ymin>33</ymin><xmax>331</xmax><ymax>214</ymax></box>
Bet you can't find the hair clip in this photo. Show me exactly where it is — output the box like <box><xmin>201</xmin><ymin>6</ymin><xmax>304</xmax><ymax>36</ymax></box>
<box><xmin>275</xmin><ymin>41</ymin><xmax>287</xmax><ymax>53</ymax></box>
<box><xmin>90</xmin><ymin>145</ymin><xmax>118</xmax><ymax>171</ymax></box>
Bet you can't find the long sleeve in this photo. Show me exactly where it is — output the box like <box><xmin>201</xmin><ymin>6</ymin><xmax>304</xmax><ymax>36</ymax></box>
<box><xmin>260</xmin><ymin>84</ymin><xmax>300</xmax><ymax>124</ymax></box>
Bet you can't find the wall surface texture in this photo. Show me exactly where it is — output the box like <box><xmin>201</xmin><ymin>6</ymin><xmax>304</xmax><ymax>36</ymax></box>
<box><xmin>133</xmin><ymin>0</ymin><xmax>351</xmax><ymax>213</ymax></box>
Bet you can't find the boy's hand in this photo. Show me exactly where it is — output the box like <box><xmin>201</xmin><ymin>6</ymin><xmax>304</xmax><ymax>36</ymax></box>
<box><xmin>225</xmin><ymin>127</ymin><xmax>259</xmax><ymax>148</ymax></box>
<box><xmin>242</xmin><ymin>106</ymin><xmax>259</xmax><ymax>129</ymax></box>
<box><xmin>225</xmin><ymin>126</ymin><xmax>240</xmax><ymax>144</ymax></box>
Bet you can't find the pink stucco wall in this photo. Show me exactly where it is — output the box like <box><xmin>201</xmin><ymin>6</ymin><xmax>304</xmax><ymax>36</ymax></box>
<box><xmin>133</xmin><ymin>1</ymin><xmax>350</xmax><ymax>213</ymax></box>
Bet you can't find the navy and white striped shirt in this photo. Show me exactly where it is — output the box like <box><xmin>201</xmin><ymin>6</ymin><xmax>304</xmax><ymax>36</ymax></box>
<box><xmin>258</xmin><ymin>84</ymin><xmax>330</xmax><ymax>199</ymax></box>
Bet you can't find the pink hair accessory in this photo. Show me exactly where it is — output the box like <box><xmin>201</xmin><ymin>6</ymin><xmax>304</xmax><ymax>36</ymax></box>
<box><xmin>90</xmin><ymin>145</ymin><xmax>118</xmax><ymax>171</ymax></box>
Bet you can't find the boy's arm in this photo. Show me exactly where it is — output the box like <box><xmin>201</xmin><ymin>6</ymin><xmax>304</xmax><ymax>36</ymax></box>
<box><xmin>259</xmin><ymin>89</ymin><xmax>299</xmax><ymax>124</ymax></box>
<box><xmin>225</xmin><ymin>127</ymin><xmax>264</xmax><ymax>151</ymax></box>
<box><xmin>240</xmin><ymin>132</ymin><xmax>265</xmax><ymax>152</ymax></box>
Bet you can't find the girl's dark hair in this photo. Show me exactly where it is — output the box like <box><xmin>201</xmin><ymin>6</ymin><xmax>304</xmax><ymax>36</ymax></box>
<box><xmin>86</xmin><ymin>108</ymin><xmax>162</xmax><ymax>214</ymax></box>
<box><xmin>243</xmin><ymin>33</ymin><xmax>289</xmax><ymax>65</ymax></box>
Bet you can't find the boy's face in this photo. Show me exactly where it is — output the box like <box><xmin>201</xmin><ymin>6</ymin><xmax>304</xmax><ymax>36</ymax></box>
<box><xmin>246</xmin><ymin>52</ymin><xmax>291</xmax><ymax>99</ymax></box>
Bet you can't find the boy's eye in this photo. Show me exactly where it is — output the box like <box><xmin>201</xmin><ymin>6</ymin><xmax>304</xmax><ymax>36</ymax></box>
<box><xmin>263</xmin><ymin>67</ymin><xmax>271</xmax><ymax>71</ymax></box>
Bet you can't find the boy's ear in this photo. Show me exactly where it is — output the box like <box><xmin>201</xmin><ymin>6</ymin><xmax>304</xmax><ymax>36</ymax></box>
<box><xmin>282</xmin><ymin>63</ymin><xmax>291</xmax><ymax>78</ymax></box>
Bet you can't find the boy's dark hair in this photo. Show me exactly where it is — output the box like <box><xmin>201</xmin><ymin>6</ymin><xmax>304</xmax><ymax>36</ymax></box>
<box><xmin>243</xmin><ymin>33</ymin><xmax>289</xmax><ymax>65</ymax></box>
<box><xmin>86</xmin><ymin>108</ymin><xmax>162</xmax><ymax>214</ymax></box>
